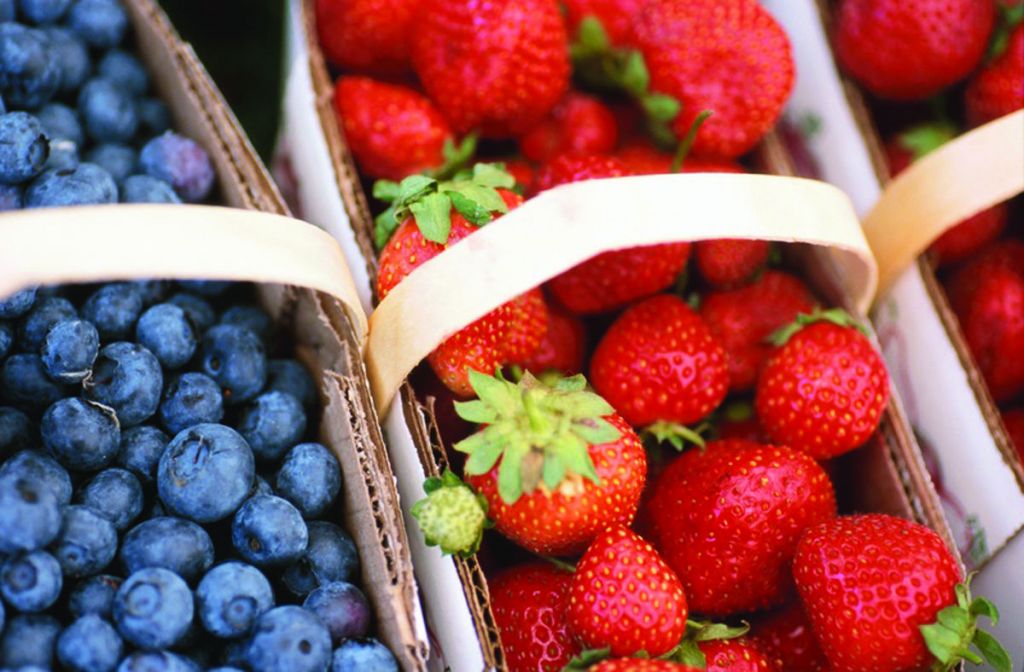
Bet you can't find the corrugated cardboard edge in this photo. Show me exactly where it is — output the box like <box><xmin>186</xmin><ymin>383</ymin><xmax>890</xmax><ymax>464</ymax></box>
<box><xmin>116</xmin><ymin>2</ymin><xmax>428</xmax><ymax>668</ymax></box>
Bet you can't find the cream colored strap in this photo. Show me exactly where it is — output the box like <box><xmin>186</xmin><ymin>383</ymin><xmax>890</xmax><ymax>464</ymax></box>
<box><xmin>0</xmin><ymin>204</ymin><xmax>368</xmax><ymax>344</ymax></box>
<box><xmin>366</xmin><ymin>173</ymin><xmax>875</xmax><ymax>413</ymax></box>
<box><xmin>864</xmin><ymin>110</ymin><xmax>1024</xmax><ymax>294</ymax></box>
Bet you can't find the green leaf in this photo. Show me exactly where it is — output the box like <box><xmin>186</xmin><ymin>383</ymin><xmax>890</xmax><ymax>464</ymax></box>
<box><xmin>373</xmin><ymin>206</ymin><xmax>400</xmax><ymax>250</ymax></box>
<box><xmin>422</xmin><ymin>476</ymin><xmax>443</xmax><ymax>495</ymax></box>
<box><xmin>472</xmin><ymin>162</ymin><xmax>516</xmax><ymax>189</ymax></box>
<box><xmin>467</xmin><ymin>369</ymin><xmax>518</xmax><ymax>414</ymax></box>
<box><xmin>562</xmin><ymin>647</ymin><xmax>612</xmax><ymax>671</ymax></box>
<box><xmin>554</xmin><ymin>435</ymin><xmax>600</xmax><ymax>484</ymax></box>
<box><xmin>690</xmin><ymin>619</ymin><xmax>750</xmax><ymax>642</ymax></box>
<box><xmin>576</xmin><ymin>16</ymin><xmax>610</xmax><ymax>52</ymax></box>
<box><xmin>409</xmin><ymin>192</ymin><xmax>453</xmax><ymax>244</ymax></box>
<box><xmin>449</xmin><ymin>191</ymin><xmax>495</xmax><ymax>226</ymax></box>
<box><xmin>674</xmin><ymin>640</ymin><xmax>706</xmax><ymax>668</ymax></box>
<box><xmin>970</xmin><ymin>596</ymin><xmax>1000</xmax><ymax>624</ymax></box>
<box><xmin>453</xmin><ymin>399</ymin><xmax>497</xmax><ymax>424</ymax></box>
<box><xmin>620</xmin><ymin>50</ymin><xmax>649</xmax><ymax>98</ymax></box>
<box><xmin>641</xmin><ymin>93</ymin><xmax>681</xmax><ymax>123</ymax></box>
<box><xmin>920</xmin><ymin>622</ymin><xmax>964</xmax><ymax>663</ymax></box>
<box><xmin>935</xmin><ymin>606</ymin><xmax>970</xmax><ymax>632</ymax></box>
<box><xmin>396</xmin><ymin>174</ymin><xmax>437</xmax><ymax>203</ymax></box>
<box><xmin>463</xmin><ymin>436</ymin><xmax>505</xmax><ymax>476</ymax></box>
<box><xmin>497</xmin><ymin>444</ymin><xmax>525</xmax><ymax>504</ymax></box>
<box><xmin>542</xmin><ymin>455</ymin><xmax>566</xmax><ymax>490</ymax></box>
<box><xmin>449</xmin><ymin>183</ymin><xmax>508</xmax><ymax>214</ymax></box>
<box><xmin>573</xmin><ymin>418</ymin><xmax>622</xmax><ymax>446</ymax></box>
<box><xmin>372</xmin><ymin>179</ymin><xmax>400</xmax><ymax>202</ymax></box>
<box><xmin>427</xmin><ymin>134</ymin><xmax>478</xmax><ymax>180</ymax></box>
<box><xmin>897</xmin><ymin>122</ymin><xmax>957</xmax><ymax>162</ymax></box>
<box><xmin>551</xmin><ymin>374</ymin><xmax>587</xmax><ymax>393</ymax></box>
<box><xmin>972</xmin><ymin>628</ymin><xmax>1012</xmax><ymax>672</ymax></box>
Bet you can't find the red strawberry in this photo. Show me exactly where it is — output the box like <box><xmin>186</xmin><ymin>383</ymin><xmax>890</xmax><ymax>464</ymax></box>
<box><xmin>631</xmin><ymin>0</ymin><xmax>794</xmax><ymax>159</ymax></box>
<box><xmin>501</xmin><ymin>158</ymin><xmax>537</xmax><ymax>194</ymax></box>
<box><xmin>520</xmin><ymin>92</ymin><xmax>619</xmax><ymax>163</ymax></box>
<box><xmin>645</xmin><ymin>440</ymin><xmax>836</xmax><ymax>616</ymax></box>
<box><xmin>521</xmin><ymin>302</ymin><xmax>587</xmax><ymax>377</ymax></box>
<box><xmin>567</xmin><ymin>526</ymin><xmax>688</xmax><ymax>657</ymax></box>
<box><xmin>590</xmin><ymin>661</ymin><xmax>700</xmax><ymax>672</ymax></box>
<box><xmin>489</xmin><ymin>562</ymin><xmax>579</xmax><ymax>671</ymax></box>
<box><xmin>1001</xmin><ymin>408</ymin><xmax>1024</xmax><ymax>463</ymax></box>
<box><xmin>411</xmin><ymin>0</ymin><xmax>570</xmax><ymax>138</ymax></box>
<box><xmin>966</xmin><ymin>23</ymin><xmax>1024</xmax><ymax>126</ymax></box>
<box><xmin>533</xmin><ymin>152</ymin><xmax>631</xmax><ymax>194</ymax></box>
<box><xmin>700</xmin><ymin>271</ymin><xmax>818</xmax><ymax>392</ymax></box>
<box><xmin>591</xmin><ymin>295</ymin><xmax>728</xmax><ymax>429</ymax></box>
<box><xmin>834</xmin><ymin>0</ymin><xmax>995</xmax><ymax>100</ymax></box>
<box><xmin>563</xmin><ymin>0</ymin><xmax>643</xmax><ymax>46</ymax></box>
<box><xmin>616</xmin><ymin>143</ymin><xmax>674</xmax><ymax>174</ymax></box>
<box><xmin>701</xmin><ymin>639</ymin><xmax>776</xmax><ymax>672</ymax></box>
<box><xmin>749</xmin><ymin>601</ymin><xmax>830</xmax><ymax>672</ymax></box>
<box><xmin>694</xmin><ymin>240</ymin><xmax>771</xmax><ymax>288</ymax></box>
<box><xmin>715</xmin><ymin>403</ymin><xmax>766</xmax><ymax>442</ymax></box>
<box><xmin>315</xmin><ymin>0</ymin><xmax>420</xmax><ymax>76</ymax></box>
<box><xmin>755</xmin><ymin>312</ymin><xmax>890</xmax><ymax>459</ymax></box>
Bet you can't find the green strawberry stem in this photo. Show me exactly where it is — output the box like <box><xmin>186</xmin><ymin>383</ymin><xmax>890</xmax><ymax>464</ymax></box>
<box><xmin>766</xmin><ymin>307</ymin><xmax>871</xmax><ymax>346</ymax></box>
<box><xmin>988</xmin><ymin>2</ymin><xmax>1024</xmax><ymax>61</ymax></box>
<box><xmin>562</xmin><ymin>648</ymin><xmax>614</xmax><ymax>671</ymax></box>
<box><xmin>409</xmin><ymin>469</ymin><xmax>492</xmax><ymax>557</ymax></box>
<box><xmin>921</xmin><ymin>574</ymin><xmax>1011</xmax><ymax>672</ymax></box>
<box><xmin>897</xmin><ymin>121</ymin><xmax>957</xmax><ymax>162</ymax></box>
<box><xmin>643</xmin><ymin>421</ymin><xmax>708</xmax><ymax>452</ymax></box>
<box><xmin>425</xmin><ymin>133</ymin><xmax>478</xmax><ymax>181</ymax></box>
<box><xmin>721</xmin><ymin>400</ymin><xmax>754</xmax><ymax>423</ymax></box>
<box><xmin>662</xmin><ymin>619</ymin><xmax>751</xmax><ymax>668</ymax></box>
<box><xmin>670</xmin><ymin>110</ymin><xmax>713</xmax><ymax>173</ymax></box>
<box><xmin>542</xmin><ymin>555</ymin><xmax>577</xmax><ymax>573</ymax></box>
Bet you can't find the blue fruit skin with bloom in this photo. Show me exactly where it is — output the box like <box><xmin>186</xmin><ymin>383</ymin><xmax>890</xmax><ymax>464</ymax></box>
<box><xmin>132</xmin><ymin>280</ymin><xmax>171</xmax><ymax>306</ymax></box>
<box><xmin>0</xmin><ymin>112</ymin><xmax>48</xmax><ymax>184</ymax></box>
<box><xmin>0</xmin><ymin>406</ymin><xmax>32</xmax><ymax>455</ymax></box>
<box><xmin>77</xmin><ymin>468</ymin><xmax>143</xmax><ymax>531</ymax></box>
<box><xmin>0</xmin><ymin>23</ymin><xmax>60</xmax><ymax>109</ymax></box>
<box><xmin>0</xmin><ymin>181</ymin><xmax>21</xmax><ymax>209</ymax></box>
<box><xmin>0</xmin><ymin>353</ymin><xmax>64</xmax><ymax>410</ymax></box>
<box><xmin>45</xmin><ymin>136</ymin><xmax>78</xmax><ymax>171</ymax></box>
<box><xmin>113</xmin><ymin>567</ymin><xmax>194</xmax><ymax>650</ymax></box>
<box><xmin>177</xmin><ymin>280</ymin><xmax>232</xmax><ymax>297</ymax></box>
<box><xmin>41</xmin><ymin>397</ymin><xmax>120</xmax><ymax>471</ymax></box>
<box><xmin>18</xmin><ymin>296</ymin><xmax>76</xmax><ymax>351</ymax></box>
<box><xmin>52</xmin><ymin>505</ymin><xmax>117</xmax><ymax>578</ymax></box>
<box><xmin>82</xmin><ymin>283</ymin><xmax>144</xmax><ymax>341</ymax></box>
<box><xmin>26</xmin><ymin>163</ymin><xmax>118</xmax><ymax>208</ymax></box>
<box><xmin>158</xmin><ymin>423</ymin><xmax>253</xmax><ymax>523</ymax></box>
<box><xmin>120</xmin><ymin>516</ymin><xmax>214</xmax><ymax>584</ymax></box>
<box><xmin>0</xmin><ymin>322</ymin><xmax>12</xmax><ymax>359</ymax></box>
<box><xmin>0</xmin><ymin>449</ymin><xmax>72</xmax><ymax>505</ymax></box>
<box><xmin>86</xmin><ymin>144</ymin><xmax>136</xmax><ymax>185</ymax></box>
<box><xmin>57</xmin><ymin>614</ymin><xmax>123</xmax><ymax>672</ymax></box>
<box><xmin>116</xmin><ymin>426</ymin><xmax>167</xmax><ymax>484</ymax></box>
<box><xmin>67</xmin><ymin>0</ymin><xmax>126</xmax><ymax>49</ymax></box>
<box><xmin>117</xmin><ymin>651</ymin><xmax>198</xmax><ymax>672</ymax></box>
<box><xmin>0</xmin><ymin>614</ymin><xmax>61</xmax><ymax>668</ymax></box>
<box><xmin>266</xmin><ymin>360</ymin><xmax>317</xmax><ymax>409</ymax></box>
<box><xmin>41</xmin><ymin>318</ymin><xmax>99</xmax><ymax>383</ymax></box>
<box><xmin>196</xmin><ymin>562</ymin><xmax>274</xmax><ymax>639</ymax></box>
<box><xmin>200</xmin><ymin>325</ymin><xmax>267</xmax><ymax>405</ymax></box>
<box><xmin>43</xmin><ymin>26</ymin><xmax>90</xmax><ymax>94</ymax></box>
<box><xmin>19</xmin><ymin>0</ymin><xmax>72</xmax><ymax>23</ymax></box>
<box><xmin>97</xmin><ymin>50</ymin><xmax>147</xmax><ymax>96</ymax></box>
<box><xmin>84</xmin><ymin>342</ymin><xmax>163</xmax><ymax>427</ymax></box>
<box><xmin>37</xmin><ymin>103</ymin><xmax>82</xmax><ymax>145</ymax></box>
<box><xmin>251</xmin><ymin>474</ymin><xmax>272</xmax><ymax>498</ymax></box>
<box><xmin>139</xmin><ymin>132</ymin><xmax>215</xmax><ymax>203</ymax></box>
<box><xmin>0</xmin><ymin>472</ymin><xmax>60</xmax><ymax>553</ymax></box>
<box><xmin>276</xmin><ymin>443</ymin><xmax>341</xmax><ymax>519</ymax></box>
<box><xmin>283</xmin><ymin>521</ymin><xmax>359</xmax><ymax>597</ymax></box>
<box><xmin>232</xmin><ymin>495</ymin><xmax>308</xmax><ymax>567</ymax></box>
<box><xmin>137</xmin><ymin>97</ymin><xmax>170</xmax><ymax>135</ymax></box>
<box><xmin>238</xmin><ymin>392</ymin><xmax>306</xmax><ymax>462</ymax></box>
<box><xmin>0</xmin><ymin>0</ymin><xmax>11</xmax><ymax>20</ymax></box>
<box><xmin>166</xmin><ymin>293</ymin><xmax>214</xmax><ymax>333</ymax></box>
<box><xmin>303</xmin><ymin>581</ymin><xmax>371</xmax><ymax>645</ymax></box>
<box><xmin>69</xmin><ymin>574</ymin><xmax>123</xmax><ymax>619</ymax></box>
<box><xmin>0</xmin><ymin>550</ymin><xmax>62</xmax><ymax>612</ymax></box>
<box><xmin>0</xmin><ymin>286</ymin><xmax>35</xmax><ymax>318</ymax></box>
<box><xmin>331</xmin><ymin>639</ymin><xmax>398</xmax><ymax>672</ymax></box>
<box><xmin>245</xmin><ymin>606</ymin><xmax>332</xmax><ymax>672</ymax></box>
<box><xmin>121</xmin><ymin>174</ymin><xmax>180</xmax><ymax>204</ymax></box>
<box><xmin>219</xmin><ymin>306</ymin><xmax>272</xmax><ymax>345</ymax></box>
<box><xmin>158</xmin><ymin>373</ymin><xmax>223</xmax><ymax>434</ymax></box>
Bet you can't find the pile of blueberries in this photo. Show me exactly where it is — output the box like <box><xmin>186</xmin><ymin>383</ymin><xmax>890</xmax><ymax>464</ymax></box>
<box><xmin>0</xmin><ymin>0</ymin><xmax>216</xmax><ymax>208</ymax></box>
<box><xmin>0</xmin><ymin>280</ymin><xmax>397</xmax><ymax>672</ymax></box>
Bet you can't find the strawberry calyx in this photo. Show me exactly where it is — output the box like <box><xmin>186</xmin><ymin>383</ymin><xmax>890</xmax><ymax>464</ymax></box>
<box><xmin>424</xmin><ymin>133</ymin><xmax>479</xmax><ymax>181</ymax></box>
<box><xmin>989</xmin><ymin>2</ymin><xmax>1024</xmax><ymax>61</ymax></box>
<box><xmin>661</xmin><ymin>619</ymin><xmax>750</xmax><ymax>668</ymax></box>
<box><xmin>562</xmin><ymin>647</ymin><xmax>616</xmax><ymax>671</ymax></box>
<box><xmin>721</xmin><ymin>400</ymin><xmax>753</xmax><ymax>424</ymax></box>
<box><xmin>670</xmin><ymin>110</ymin><xmax>713</xmax><ymax>173</ymax></box>
<box><xmin>896</xmin><ymin>122</ymin><xmax>957</xmax><ymax>163</ymax></box>
<box><xmin>766</xmin><ymin>307</ymin><xmax>871</xmax><ymax>346</ymax></box>
<box><xmin>920</xmin><ymin>574</ymin><xmax>1011</xmax><ymax>672</ymax></box>
<box><xmin>409</xmin><ymin>469</ymin><xmax>492</xmax><ymax>557</ymax></box>
<box><xmin>642</xmin><ymin>421</ymin><xmax>708</xmax><ymax>452</ymax></box>
<box><xmin>454</xmin><ymin>370</ymin><xmax>622</xmax><ymax>504</ymax></box>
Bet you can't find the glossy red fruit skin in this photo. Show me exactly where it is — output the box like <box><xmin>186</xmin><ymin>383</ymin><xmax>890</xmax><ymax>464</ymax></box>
<box><xmin>749</xmin><ymin>601</ymin><xmax>830</xmax><ymax>672</ymax></box>
<box><xmin>592</xmin><ymin>661</ymin><xmax>701</xmax><ymax>672</ymax></box>
<box><xmin>334</xmin><ymin>77</ymin><xmax>450</xmax><ymax>181</ymax></box>
<box><xmin>489</xmin><ymin>562</ymin><xmax>579</xmax><ymax>671</ymax></box>
<box><xmin>520</xmin><ymin>92</ymin><xmax>619</xmax><ymax>163</ymax></box>
<box><xmin>520</xmin><ymin>302</ymin><xmax>586</xmax><ymax>376</ymax></box>
<box><xmin>467</xmin><ymin>414</ymin><xmax>646</xmax><ymax>556</ymax></box>
<box><xmin>645</xmin><ymin>440</ymin><xmax>836</xmax><ymax>616</ymax></box>
<box><xmin>834</xmin><ymin>0</ymin><xmax>995</xmax><ymax>100</ymax></box>
<box><xmin>616</xmin><ymin>143</ymin><xmax>674</xmax><ymax>174</ymax></box>
<box><xmin>563</xmin><ymin>0</ymin><xmax>643</xmax><ymax>45</ymax></box>
<box><xmin>966</xmin><ymin>24</ymin><xmax>1024</xmax><ymax>126</ymax></box>
<box><xmin>533</xmin><ymin>152</ymin><xmax>631</xmax><ymax>193</ymax></box>
<box><xmin>794</xmin><ymin>514</ymin><xmax>962</xmax><ymax>672</ymax></box>
<box><xmin>591</xmin><ymin>295</ymin><xmax>729</xmax><ymax>427</ymax></box>
<box><xmin>1001</xmin><ymin>408</ymin><xmax>1024</xmax><ymax>463</ymax></box>
<box><xmin>632</xmin><ymin>0</ymin><xmax>794</xmax><ymax>160</ymax></box>
<box><xmin>700</xmin><ymin>271</ymin><xmax>817</xmax><ymax>392</ymax></box>
<box><xmin>501</xmin><ymin>158</ymin><xmax>537</xmax><ymax>194</ymax></box>
<box><xmin>316</xmin><ymin>0</ymin><xmax>420</xmax><ymax>76</ymax></box>
<box><xmin>695</xmin><ymin>239</ymin><xmax>771</xmax><ymax>288</ymax></box>
<box><xmin>701</xmin><ymin>639</ymin><xmax>777</xmax><ymax>672</ymax></box>
<box><xmin>411</xmin><ymin>0</ymin><xmax>570</xmax><ymax>138</ymax></box>
<box><xmin>567</xmin><ymin>527</ymin><xmax>688</xmax><ymax>657</ymax></box>
<box><xmin>755</xmin><ymin>322</ymin><xmax>890</xmax><ymax>459</ymax></box>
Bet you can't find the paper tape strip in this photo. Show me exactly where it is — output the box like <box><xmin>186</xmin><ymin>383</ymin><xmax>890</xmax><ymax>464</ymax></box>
<box><xmin>0</xmin><ymin>204</ymin><xmax>368</xmax><ymax>344</ymax></box>
<box><xmin>864</xmin><ymin>110</ymin><xmax>1024</xmax><ymax>294</ymax></box>
<box><xmin>366</xmin><ymin>172</ymin><xmax>875</xmax><ymax>413</ymax></box>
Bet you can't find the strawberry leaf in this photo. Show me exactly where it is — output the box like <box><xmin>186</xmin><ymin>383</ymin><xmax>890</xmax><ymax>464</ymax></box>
<box><xmin>472</xmin><ymin>162</ymin><xmax>516</xmax><ymax>189</ymax></box>
<box><xmin>452</xmin><ymin>399</ymin><xmax>496</xmax><ymax>424</ymax></box>
<box><xmin>542</xmin><ymin>455</ymin><xmax>567</xmax><ymax>490</ymax></box>
<box><xmin>969</xmin><ymin>596</ymin><xmax>1000</xmax><ymax>623</ymax></box>
<box><xmin>973</xmin><ymin>628</ymin><xmax>1012</xmax><ymax>672</ymax></box>
<box><xmin>641</xmin><ymin>92</ymin><xmax>681</xmax><ymax>123</ymax></box>
<box><xmin>672</xmin><ymin>640</ymin><xmax>706</xmax><ymax>668</ymax></box>
<box><xmin>372</xmin><ymin>179</ymin><xmax>400</xmax><ymax>202</ymax></box>
<box><xmin>373</xmin><ymin>206</ymin><xmax>400</xmax><ymax>251</ymax></box>
<box><xmin>426</xmin><ymin>134</ymin><xmax>479</xmax><ymax>180</ymax></box>
<box><xmin>897</xmin><ymin>122</ymin><xmax>957</xmax><ymax>162</ymax></box>
<box><xmin>643</xmin><ymin>421</ymin><xmax>707</xmax><ymax>452</ymax></box>
<box><xmin>563</xmin><ymin>647</ymin><xmax>612</xmax><ymax>671</ymax></box>
<box><xmin>497</xmin><ymin>443</ymin><xmax>527</xmax><ymax>504</ymax></box>
<box><xmin>408</xmin><ymin>192</ymin><xmax>453</xmax><ymax>243</ymax></box>
<box><xmin>448</xmin><ymin>191</ymin><xmax>495</xmax><ymax>226</ymax></box>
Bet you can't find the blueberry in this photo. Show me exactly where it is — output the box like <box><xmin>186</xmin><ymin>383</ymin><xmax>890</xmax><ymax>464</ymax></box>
<box><xmin>26</xmin><ymin>163</ymin><xmax>118</xmax><ymax>207</ymax></box>
<box><xmin>68</xmin><ymin>0</ymin><xmax>126</xmax><ymax>48</ymax></box>
<box><xmin>0</xmin><ymin>112</ymin><xmax>48</xmax><ymax>184</ymax></box>
<box><xmin>69</xmin><ymin>574</ymin><xmax>122</xmax><ymax>619</ymax></box>
<box><xmin>209</xmin><ymin>668</ymin><xmax>245</xmax><ymax>672</ymax></box>
<box><xmin>78</xmin><ymin>77</ymin><xmax>138</xmax><ymax>144</ymax></box>
<box><xmin>0</xmin><ymin>181</ymin><xmax>20</xmax><ymax>209</ymax></box>
<box><xmin>52</xmin><ymin>505</ymin><xmax>117</xmax><ymax>578</ymax></box>
<box><xmin>84</xmin><ymin>342</ymin><xmax>163</xmax><ymax>427</ymax></box>
<box><xmin>37</xmin><ymin>102</ymin><xmax>82</xmax><ymax>145</ymax></box>
<box><xmin>232</xmin><ymin>495</ymin><xmax>308</xmax><ymax>567</ymax></box>
<box><xmin>46</xmin><ymin>137</ymin><xmax>79</xmax><ymax>170</ymax></box>
<box><xmin>196</xmin><ymin>562</ymin><xmax>274</xmax><ymax>639</ymax></box>
<box><xmin>0</xmin><ymin>550</ymin><xmax>62</xmax><ymax>611</ymax></box>
<box><xmin>114</xmin><ymin>567</ymin><xmax>194</xmax><ymax>650</ymax></box>
<box><xmin>0</xmin><ymin>286</ymin><xmax>35</xmax><ymax>318</ymax></box>
<box><xmin>0</xmin><ymin>0</ymin><xmax>11</xmax><ymax>20</ymax></box>
<box><xmin>43</xmin><ymin>26</ymin><xmax>90</xmax><ymax>93</ymax></box>
<box><xmin>0</xmin><ymin>597</ymin><xmax>4</xmax><ymax>632</ymax></box>
<box><xmin>97</xmin><ymin>49</ymin><xmax>147</xmax><ymax>96</ymax></box>
<box><xmin>158</xmin><ymin>423</ymin><xmax>253</xmax><ymax>523</ymax></box>
<box><xmin>18</xmin><ymin>0</ymin><xmax>71</xmax><ymax>23</ymax></box>
<box><xmin>121</xmin><ymin>174</ymin><xmax>180</xmax><ymax>204</ymax></box>
<box><xmin>0</xmin><ymin>354</ymin><xmax>64</xmax><ymax>411</ymax></box>
<box><xmin>41</xmin><ymin>318</ymin><xmax>99</xmax><ymax>382</ymax></box>
<box><xmin>251</xmin><ymin>474</ymin><xmax>272</xmax><ymax>497</ymax></box>
<box><xmin>245</xmin><ymin>606</ymin><xmax>331</xmax><ymax>672</ymax></box>
<box><xmin>238</xmin><ymin>392</ymin><xmax>306</xmax><ymax>462</ymax></box>
<box><xmin>138</xmin><ymin>97</ymin><xmax>170</xmax><ymax>135</ymax></box>
<box><xmin>0</xmin><ymin>23</ymin><xmax>59</xmax><ymax>108</ymax></box>
<box><xmin>0</xmin><ymin>406</ymin><xmax>32</xmax><ymax>455</ymax></box>
<box><xmin>176</xmin><ymin>280</ymin><xmax>233</xmax><ymax>297</ymax></box>
<box><xmin>41</xmin><ymin>397</ymin><xmax>120</xmax><ymax>471</ymax></box>
<box><xmin>219</xmin><ymin>306</ymin><xmax>272</xmax><ymax>345</ymax></box>
<box><xmin>200</xmin><ymin>325</ymin><xmax>267</xmax><ymax>405</ymax></box>
<box><xmin>0</xmin><ymin>321</ymin><xmax>11</xmax><ymax>357</ymax></box>
<box><xmin>265</xmin><ymin>359</ymin><xmax>317</xmax><ymax>408</ymax></box>
<box><xmin>129</xmin><ymin>280</ymin><xmax>170</xmax><ymax>306</ymax></box>
<box><xmin>77</xmin><ymin>468</ymin><xmax>143</xmax><ymax>531</ymax></box>
<box><xmin>139</xmin><ymin>132</ymin><xmax>215</xmax><ymax>203</ymax></box>
<box><xmin>116</xmin><ymin>651</ymin><xmax>198</xmax><ymax>672</ymax></box>
<box><xmin>120</xmin><ymin>517</ymin><xmax>214</xmax><ymax>584</ymax></box>
<box><xmin>158</xmin><ymin>373</ymin><xmax>224</xmax><ymax>435</ymax></box>
<box><xmin>86</xmin><ymin>143</ymin><xmax>136</xmax><ymax>184</ymax></box>
<box><xmin>18</xmin><ymin>295</ymin><xmax>75</xmax><ymax>351</ymax></box>
<box><xmin>331</xmin><ymin>639</ymin><xmax>398</xmax><ymax>672</ymax></box>
<box><xmin>303</xmin><ymin>581</ymin><xmax>370</xmax><ymax>645</ymax></box>
<box><xmin>56</xmin><ymin>614</ymin><xmax>123</xmax><ymax>672</ymax></box>
<box><xmin>0</xmin><ymin>472</ymin><xmax>60</xmax><ymax>553</ymax></box>
<box><xmin>82</xmin><ymin>283</ymin><xmax>144</xmax><ymax>340</ymax></box>
<box><xmin>0</xmin><ymin>449</ymin><xmax>71</xmax><ymax>505</ymax></box>
<box><xmin>0</xmin><ymin>614</ymin><xmax>60</xmax><ymax>668</ymax></box>
<box><xmin>116</xmin><ymin>425</ymin><xmax>167</xmax><ymax>484</ymax></box>
<box><xmin>283</xmin><ymin>521</ymin><xmax>359</xmax><ymax>597</ymax></box>
<box><xmin>276</xmin><ymin>443</ymin><xmax>341</xmax><ymax>519</ymax></box>
<box><xmin>136</xmin><ymin>304</ymin><xmax>195</xmax><ymax>370</ymax></box>
<box><xmin>166</xmin><ymin>293</ymin><xmax>214</xmax><ymax>333</ymax></box>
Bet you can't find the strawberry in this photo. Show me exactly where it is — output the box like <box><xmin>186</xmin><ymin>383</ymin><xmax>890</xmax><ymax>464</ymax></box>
<box><xmin>794</xmin><ymin>514</ymin><xmax>1008</xmax><ymax>672</ymax></box>
<box><xmin>411</xmin><ymin>0</ymin><xmax>570</xmax><ymax>138</ymax></box>
<box><xmin>455</xmin><ymin>372</ymin><xmax>646</xmax><ymax>556</ymax></box>
<box><xmin>590</xmin><ymin>295</ymin><xmax>728</xmax><ymax>429</ymax></box>
<box><xmin>500</xmin><ymin>158</ymin><xmax>537</xmax><ymax>194</ymax></box>
<box><xmin>694</xmin><ymin>240</ymin><xmax>771</xmax><ymax>288</ymax></box>
<box><xmin>749</xmin><ymin>601</ymin><xmax>830</xmax><ymax>672</ymax></box>
<box><xmin>631</xmin><ymin>0</ymin><xmax>794</xmax><ymax>159</ymax></box>
<box><xmin>645</xmin><ymin>440</ymin><xmax>836</xmax><ymax>616</ymax></box>
<box><xmin>521</xmin><ymin>301</ymin><xmax>587</xmax><ymax>377</ymax></box>
<box><xmin>489</xmin><ymin>562</ymin><xmax>579</xmax><ymax>671</ymax></box>
<box><xmin>533</xmin><ymin>152</ymin><xmax>631</xmax><ymax>194</ymax></box>
<box><xmin>700</xmin><ymin>639</ymin><xmax>776</xmax><ymax>672</ymax></box>
<box><xmin>520</xmin><ymin>92</ymin><xmax>619</xmax><ymax>163</ymax></box>
<box><xmin>315</xmin><ymin>0</ymin><xmax>420</xmax><ymax>76</ymax></box>
<box><xmin>588</xmin><ymin>661</ymin><xmax>699</xmax><ymax>672</ymax></box>
<box><xmin>966</xmin><ymin>23</ymin><xmax>1024</xmax><ymax>126</ymax></box>
<box><xmin>567</xmin><ymin>526</ymin><xmax>687</xmax><ymax>657</ymax></box>
<box><xmin>563</xmin><ymin>0</ymin><xmax>642</xmax><ymax>46</ymax></box>
<box><xmin>755</xmin><ymin>311</ymin><xmax>890</xmax><ymax>459</ymax></box>
<box><xmin>699</xmin><ymin>271</ymin><xmax>818</xmax><ymax>392</ymax></box>
<box><xmin>616</xmin><ymin>143</ymin><xmax>674</xmax><ymax>174</ymax></box>
<box><xmin>834</xmin><ymin>0</ymin><xmax>995</xmax><ymax>100</ymax></box>
<box><xmin>1001</xmin><ymin>408</ymin><xmax>1024</xmax><ymax>463</ymax></box>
